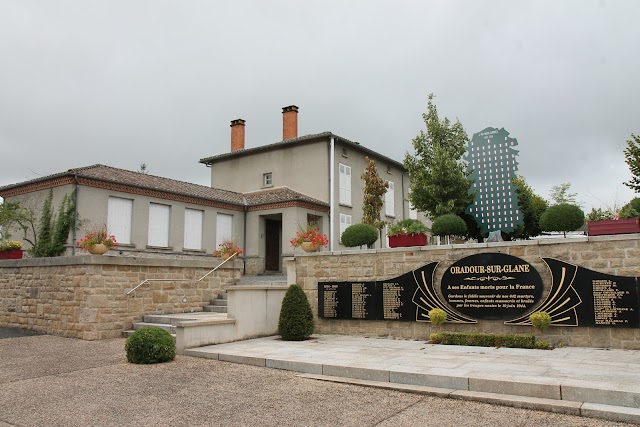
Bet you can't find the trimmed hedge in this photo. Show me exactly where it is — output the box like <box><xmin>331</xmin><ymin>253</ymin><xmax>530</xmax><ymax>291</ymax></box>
<box><xmin>429</xmin><ymin>332</ymin><xmax>537</xmax><ymax>349</ymax></box>
<box><xmin>278</xmin><ymin>284</ymin><xmax>315</xmax><ymax>341</ymax></box>
<box><xmin>341</xmin><ymin>223</ymin><xmax>378</xmax><ymax>247</ymax></box>
<box><xmin>125</xmin><ymin>326</ymin><xmax>176</xmax><ymax>364</ymax></box>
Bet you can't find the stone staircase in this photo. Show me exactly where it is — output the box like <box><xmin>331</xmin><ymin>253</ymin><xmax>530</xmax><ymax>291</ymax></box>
<box><xmin>123</xmin><ymin>275</ymin><xmax>288</xmax><ymax>338</ymax></box>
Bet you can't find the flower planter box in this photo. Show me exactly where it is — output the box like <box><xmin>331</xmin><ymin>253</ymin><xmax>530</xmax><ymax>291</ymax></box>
<box><xmin>388</xmin><ymin>233</ymin><xmax>427</xmax><ymax>248</ymax></box>
<box><xmin>587</xmin><ymin>218</ymin><xmax>640</xmax><ymax>236</ymax></box>
<box><xmin>0</xmin><ymin>249</ymin><xmax>24</xmax><ymax>260</ymax></box>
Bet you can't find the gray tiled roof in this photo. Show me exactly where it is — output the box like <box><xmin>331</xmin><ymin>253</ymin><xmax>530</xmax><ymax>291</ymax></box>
<box><xmin>199</xmin><ymin>131</ymin><xmax>406</xmax><ymax>169</ymax></box>
<box><xmin>244</xmin><ymin>187</ymin><xmax>328</xmax><ymax>207</ymax></box>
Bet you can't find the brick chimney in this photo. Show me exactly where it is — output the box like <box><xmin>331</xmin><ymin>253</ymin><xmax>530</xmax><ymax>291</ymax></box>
<box><xmin>230</xmin><ymin>119</ymin><xmax>246</xmax><ymax>152</ymax></box>
<box><xmin>282</xmin><ymin>105</ymin><xmax>299</xmax><ymax>140</ymax></box>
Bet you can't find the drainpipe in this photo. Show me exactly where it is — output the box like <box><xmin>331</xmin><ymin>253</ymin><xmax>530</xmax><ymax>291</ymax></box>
<box><xmin>401</xmin><ymin>171</ymin><xmax>406</xmax><ymax>219</ymax></box>
<box><xmin>242</xmin><ymin>196</ymin><xmax>248</xmax><ymax>276</ymax></box>
<box><xmin>72</xmin><ymin>174</ymin><xmax>79</xmax><ymax>256</ymax></box>
<box><xmin>329</xmin><ymin>136</ymin><xmax>335</xmax><ymax>252</ymax></box>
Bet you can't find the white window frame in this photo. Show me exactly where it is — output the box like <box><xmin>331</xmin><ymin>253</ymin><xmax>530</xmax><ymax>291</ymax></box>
<box><xmin>339</xmin><ymin>163</ymin><xmax>352</xmax><ymax>206</ymax></box>
<box><xmin>339</xmin><ymin>213</ymin><xmax>352</xmax><ymax>243</ymax></box>
<box><xmin>385</xmin><ymin>181</ymin><xmax>395</xmax><ymax>217</ymax></box>
<box><xmin>183</xmin><ymin>208</ymin><xmax>203</xmax><ymax>250</ymax></box>
<box><xmin>263</xmin><ymin>172</ymin><xmax>273</xmax><ymax>187</ymax></box>
<box><xmin>107</xmin><ymin>197</ymin><xmax>133</xmax><ymax>245</ymax></box>
<box><xmin>216</xmin><ymin>213</ymin><xmax>233</xmax><ymax>248</ymax></box>
<box><xmin>148</xmin><ymin>203</ymin><xmax>171</xmax><ymax>247</ymax></box>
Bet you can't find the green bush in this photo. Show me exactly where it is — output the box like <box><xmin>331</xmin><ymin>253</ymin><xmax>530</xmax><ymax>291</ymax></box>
<box><xmin>125</xmin><ymin>326</ymin><xmax>176</xmax><ymax>364</ymax></box>
<box><xmin>428</xmin><ymin>308</ymin><xmax>447</xmax><ymax>326</ymax></box>
<box><xmin>278</xmin><ymin>284</ymin><xmax>314</xmax><ymax>341</ymax></box>
<box><xmin>431</xmin><ymin>332</ymin><xmax>536</xmax><ymax>349</ymax></box>
<box><xmin>540</xmin><ymin>203</ymin><xmax>584</xmax><ymax>236</ymax></box>
<box><xmin>431</xmin><ymin>214</ymin><xmax>467</xmax><ymax>237</ymax></box>
<box><xmin>387</xmin><ymin>219</ymin><xmax>428</xmax><ymax>236</ymax></box>
<box><xmin>628</xmin><ymin>197</ymin><xmax>640</xmax><ymax>213</ymax></box>
<box><xmin>341</xmin><ymin>223</ymin><xmax>378</xmax><ymax>247</ymax></box>
<box><xmin>530</xmin><ymin>311</ymin><xmax>552</xmax><ymax>331</ymax></box>
<box><xmin>535</xmin><ymin>340</ymin><xmax>551</xmax><ymax>350</ymax></box>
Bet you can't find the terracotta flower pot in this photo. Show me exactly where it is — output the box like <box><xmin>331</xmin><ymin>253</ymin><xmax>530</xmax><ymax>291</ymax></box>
<box><xmin>300</xmin><ymin>242</ymin><xmax>320</xmax><ymax>252</ymax></box>
<box><xmin>87</xmin><ymin>244</ymin><xmax>109</xmax><ymax>255</ymax></box>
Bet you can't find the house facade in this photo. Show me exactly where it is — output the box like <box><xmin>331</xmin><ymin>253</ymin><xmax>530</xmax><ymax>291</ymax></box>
<box><xmin>0</xmin><ymin>105</ymin><xmax>425</xmax><ymax>274</ymax></box>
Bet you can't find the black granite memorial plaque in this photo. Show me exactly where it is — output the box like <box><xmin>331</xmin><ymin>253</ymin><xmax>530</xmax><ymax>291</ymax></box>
<box><xmin>441</xmin><ymin>253</ymin><xmax>543</xmax><ymax>321</ymax></box>
<box><xmin>318</xmin><ymin>281</ymin><xmax>378</xmax><ymax>320</ymax></box>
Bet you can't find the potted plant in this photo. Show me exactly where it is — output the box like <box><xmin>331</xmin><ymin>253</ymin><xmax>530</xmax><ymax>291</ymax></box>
<box><xmin>0</xmin><ymin>240</ymin><xmax>24</xmax><ymax>259</ymax></box>
<box><xmin>586</xmin><ymin>200</ymin><xmax>640</xmax><ymax>236</ymax></box>
<box><xmin>290</xmin><ymin>224</ymin><xmax>329</xmax><ymax>253</ymax></box>
<box><xmin>77</xmin><ymin>224</ymin><xmax>118</xmax><ymax>255</ymax></box>
<box><xmin>214</xmin><ymin>240</ymin><xmax>243</xmax><ymax>260</ymax></box>
<box><xmin>387</xmin><ymin>219</ymin><xmax>428</xmax><ymax>248</ymax></box>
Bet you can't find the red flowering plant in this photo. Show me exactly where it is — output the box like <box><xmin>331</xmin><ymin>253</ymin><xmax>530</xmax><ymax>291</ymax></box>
<box><xmin>214</xmin><ymin>240</ymin><xmax>243</xmax><ymax>260</ymax></box>
<box><xmin>77</xmin><ymin>224</ymin><xmax>118</xmax><ymax>251</ymax></box>
<box><xmin>289</xmin><ymin>223</ymin><xmax>329</xmax><ymax>248</ymax></box>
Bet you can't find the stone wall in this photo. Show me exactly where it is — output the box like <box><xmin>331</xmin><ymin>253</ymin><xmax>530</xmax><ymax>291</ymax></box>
<box><xmin>291</xmin><ymin>234</ymin><xmax>640</xmax><ymax>349</ymax></box>
<box><xmin>0</xmin><ymin>256</ymin><xmax>242</xmax><ymax>340</ymax></box>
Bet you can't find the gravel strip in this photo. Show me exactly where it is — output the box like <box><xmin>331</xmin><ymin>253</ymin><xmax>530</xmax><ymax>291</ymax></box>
<box><xmin>0</xmin><ymin>335</ymin><xmax>632</xmax><ymax>427</ymax></box>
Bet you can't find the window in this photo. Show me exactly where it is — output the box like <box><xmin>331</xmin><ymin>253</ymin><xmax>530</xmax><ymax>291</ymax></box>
<box><xmin>339</xmin><ymin>163</ymin><xmax>352</xmax><ymax>205</ymax></box>
<box><xmin>216</xmin><ymin>213</ymin><xmax>233</xmax><ymax>248</ymax></box>
<box><xmin>107</xmin><ymin>197</ymin><xmax>133</xmax><ymax>245</ymax></box>
<box><xmin>339</xmin><ymin>213</ymin><xmax>352</xmax><ymax>242</ymax></box>
<box><xmin>385</xmin><ymin>181</ymin><xmax>395</xmax><ymax>217</ymax></box>
<box><xmin>263</xmin><ymin>172</ymin><xmax>272</xmax><ymax>187</ymax></box>
<box><xmin>342</xmin><ymin>148</ymin><xmax>348</xmax><ymax>158</ymax></box>
<box><xmin>183</xmin><ymin>208</ymin><xmax>203</xmax><ymax>250</ymax></box>
<box><xmin>148</xmin><ymin>203</ymin><xmax>170</xmax><ymax>247</ymax></box>
<box><xmin>409</xmin><ymin>205</ymin><xmax>418</xmax><ymax>220</ymax></box>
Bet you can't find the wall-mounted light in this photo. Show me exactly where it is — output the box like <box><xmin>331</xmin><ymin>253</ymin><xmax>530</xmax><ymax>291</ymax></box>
<box><xmin>181</xmin><ymin>296</ymin><xmax>188</xmax><ymax>304</ymax></box>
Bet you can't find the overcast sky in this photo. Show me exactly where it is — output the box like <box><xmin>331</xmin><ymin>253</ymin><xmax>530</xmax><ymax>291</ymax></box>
<box><xmin>1</xmin><ymin>0</ymin><xmax>639</xmax><ymax>212</ymax></box>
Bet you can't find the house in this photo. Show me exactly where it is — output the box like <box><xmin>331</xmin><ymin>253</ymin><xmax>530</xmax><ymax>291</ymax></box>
<box><xmin>0</xmin><ymin>105</ymin><xmax>424</xmax><ymax>274</ymax></box>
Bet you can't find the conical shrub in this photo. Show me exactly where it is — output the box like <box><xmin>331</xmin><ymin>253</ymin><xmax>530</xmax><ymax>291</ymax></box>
<box><xmin>278</xmin><ymin>284</ymin><xmax>314</xmax><ymax>341</ymax></box>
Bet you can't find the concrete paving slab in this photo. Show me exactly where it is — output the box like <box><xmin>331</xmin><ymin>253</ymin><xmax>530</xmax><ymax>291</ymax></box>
<box><xmin>451</xmin><ymin>390</ymin><xmax>583</xmax><ymax>416</ymax></box>
<box><xmin>581</xmin><ymin>403</ymin><xmax>640</xmax><ymax>425</ymax></box>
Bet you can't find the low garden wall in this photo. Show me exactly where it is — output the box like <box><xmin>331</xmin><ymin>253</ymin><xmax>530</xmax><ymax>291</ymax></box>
<box><xmin>0</xmin><ymin>256</ymin><xmax>242</xmax><ymax>339</ymax></box>
<box><xmin>289</xmin><ymin>234</ymin><xmax>640</xmax><ymax>349</ymax></box>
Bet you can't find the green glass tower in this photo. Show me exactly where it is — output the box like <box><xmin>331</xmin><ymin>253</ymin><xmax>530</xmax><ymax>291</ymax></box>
<box><xmin>465</xmin><ymin>127</ymin><xmax>523</xmax><ymax>235</ymax></box>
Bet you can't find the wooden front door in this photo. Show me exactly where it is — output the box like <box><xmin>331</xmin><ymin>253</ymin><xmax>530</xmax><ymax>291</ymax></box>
<box><xmin>265</xmin><ymin>219</ymin><xmax>281</xmax><ymax>271</ymax></box>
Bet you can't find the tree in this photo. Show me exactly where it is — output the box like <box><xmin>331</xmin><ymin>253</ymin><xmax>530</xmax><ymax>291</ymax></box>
<box><xmin>0</xmin><ymin>201</ymin><xmax>34</xmax><ymax>241</ymax></box>
<box><xmin>431</xmin><ymin>214</ymin><xmax>467</xmax><ymax>239</ymax></box>
<box><xmin>512</xmin><ymin>175</ymin><xmax>549</xmax><ymax>239</ymax></box>
<box><xmin>138</xmin><ymin>163</ymin><xmax>149</xmax><ymax>174</ymax></box>
<box><xmin>540</xmin><ymin>203</ymin><xmax>584</xmax><ymax>237</ymax></box>
<box><xmin>624</xmin><ymin>134</ymin><xmax>640</xmax><ymax>192</ymax></box>
<box><xmin>549</xmin><ymin>182</ymin><xmax>578</xmax><ymax>205</ymax></box>
<box><xmin>341</xmin><ymin>223</ymin><xmax>378</xmax><ymax>248</ymax></box>
<box><xmin>405</xmin><ymin>94</ymin><xmax>474</xmax><ymax>218</ymax></box>
<box><xmin>361</xmin><ymin>156</ymin><xmax>388</xmax><ymax>246</ymax></box>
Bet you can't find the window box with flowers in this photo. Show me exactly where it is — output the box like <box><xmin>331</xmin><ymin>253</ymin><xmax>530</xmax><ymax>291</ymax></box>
<box><xmin>387</xmin><ymin>219</ymin><xmax>429</xmax><ymax>248</ymax></box>
<box><xmin>586</xmin><ymin>204</ymin><xmax>640</xmax><ymax>236</ymax></box>
<box><xmin>0</xmin><ymin>241</ymin><xmax>24</xmax><ymax>260</ymax></box>
<box><xmin>77</xmin><ymin>225</ymin><xmax>118</xmax><ymax>255</ymax></box>
<box><xmin>290</xmin><ymin>224</ymin><xmax>329</xmax><ymax>253</ymax></box>
<box><xmin>214</xmin><ymin>240</ymin><xmax>243</xmax><ymax>260</ymax></box>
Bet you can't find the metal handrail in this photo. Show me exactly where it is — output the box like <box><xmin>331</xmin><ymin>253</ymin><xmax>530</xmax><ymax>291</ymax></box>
<box><xmin>126</xmin><ymin>251</ymin><xmax>240</xmax><ymax>295</ymax></box>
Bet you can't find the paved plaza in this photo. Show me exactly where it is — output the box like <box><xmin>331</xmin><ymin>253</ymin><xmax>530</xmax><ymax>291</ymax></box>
<box><xmin>0</xmin><ymin>331</ymin><xmax>638</xmax><ymax>426</ymax></box>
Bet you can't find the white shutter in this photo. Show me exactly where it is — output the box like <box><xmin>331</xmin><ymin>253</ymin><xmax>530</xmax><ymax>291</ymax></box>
<box><xmin>216</xmin><ymin>213</ymin><xmax>233</xmax><ymax>248</ymax></box>
<box><xmin>107</xmin><ymin>197</ymin><xmax>132</xmax><ymax>244</ymax></box>
<box><xmin>183</xmin><ymin>209</ymin><xmax>203</xmax><ymax>250</ymax></box>
<box><xmin>339</xmin><ymin>163</ymin><xmax>351</xmax><ymax>205</ymax></box>
<box><xmin>339</xmin><ymin>213</ymin><xmax>352</xmax><ymax>243</ymax></box>
<box><xmin>148</xmin><ymin>203</ymin><xmax>170</xmax><ymax>247</ymax></box>
<box><xmin>385</xmin><ymin>181</ymin><xmax>395</xmax><ymax>217</ymax></box>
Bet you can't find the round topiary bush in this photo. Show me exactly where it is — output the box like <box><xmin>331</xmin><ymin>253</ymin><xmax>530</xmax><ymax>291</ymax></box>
<box><xmin>125</xmin><ymin>326</ymin><xmax>176</xmax><ymax>364</ymax></box>
<box><xmin>431</xmin><ymin>214</ymin><xmax>467</xmax><ymax>237</ymax></box>
<box><xmin>428</xmin><ymin>308</ymin><xmax>447</xmax><ymax>326</ymax></box>
<box><xmin>530</xmin><ymin>311</ymin><xmax>552</xmax><ymax>331</ymax></box>
<box><xmin>540</xmin><ymin>203</ymin><xmax>584</xmax><ymax>237</ymax></box>
<box><xmin>278</xmin><ymin>284</ymin><xmax>314</xmax><ymax>341</ymax></box>
<box><xmin>341</xmin><ymin>223</ymin><xmax>378</xmax><ymax>247</ymax></box>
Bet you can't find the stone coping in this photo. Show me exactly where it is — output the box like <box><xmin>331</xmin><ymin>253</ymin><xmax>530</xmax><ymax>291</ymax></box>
<box><xmin>0</xmin><ymin>255</ymin><xmax>243</xmax><ymax>269</ymax></box>
<box><xmin>226</xmin><ymin>284</ymin><xmax>290</xmax><ymax>291</ymax></box>
<box><xmin>292</xmin><ymin>233</ymin><xmax>639</xmax><ymax>257</ymax></box>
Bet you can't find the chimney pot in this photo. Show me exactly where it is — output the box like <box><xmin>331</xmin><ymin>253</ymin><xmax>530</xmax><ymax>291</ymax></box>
<box><xmin>230</xmin><ymin>119</ymin><xmax>246</xmax><ymax>152</ymax></box>
<box><xmin>282</xmin><ymin>105</ymin><xmax>299</xmax><ymax>140</ymax></box>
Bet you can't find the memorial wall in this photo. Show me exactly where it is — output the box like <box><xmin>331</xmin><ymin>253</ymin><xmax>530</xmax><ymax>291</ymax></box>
<box><xmin>293</xmin><ymin>234</ymin><xmax>640</xmax><ymax>349</ymax></box>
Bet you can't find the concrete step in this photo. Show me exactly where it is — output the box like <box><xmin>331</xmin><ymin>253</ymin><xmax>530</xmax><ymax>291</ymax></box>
<box><xmin>133</xmin><ymin>322</ymin><xmax>176</xmax><ymax>334</ymax></box>
<box><xmin>210</xmin><ymin>299</ymin><xmax>227</xmax><ymax>306</ymax></box>
<box><xmin>237</xmin><ymin>275</ymin><xmax>287</xmax><ymax>287</ymax></box>
<box><xmin>203</xmin><ymin>305</ymin><xmax>228</xmax><ymax>313</ymax></box>
<box><xmin>122</xmin><ymin>328</ymin><xmax>176</xmax><ymax>339</ymax></box>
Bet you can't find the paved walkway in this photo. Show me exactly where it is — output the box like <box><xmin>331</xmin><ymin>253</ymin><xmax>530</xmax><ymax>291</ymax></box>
<box><xmin>186</xmin><ymin>334</ymin><xmax>640</xmax><ymax>424</ymax></box>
